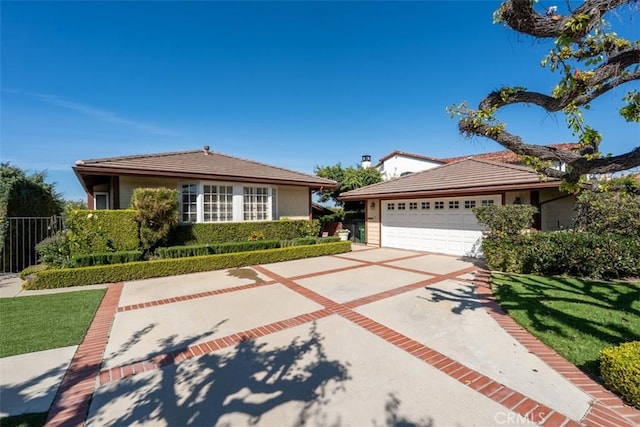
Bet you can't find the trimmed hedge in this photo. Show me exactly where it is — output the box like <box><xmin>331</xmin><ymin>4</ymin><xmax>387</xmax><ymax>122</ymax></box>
<box><xmin>70</xmin><ymin>250</ymin><xmax>144</xmax><ymax>267</ymax></box>
<box><xmin>482</xmin><ymin>231</ymin><xmax>640</xmax><ymax>279</ymax></box>
<box><xmin>600</xmin><ymin>341</ymin><xmax>640</xmax><ymax>409</ymax></box>
<box><xmin>168</xmin><ymin>220</ymin><xmax>320</xmax><ymax>246</ymax></box>
<box><xmin>156</xmin><ymin>240</ymin><xmax>281</xmax><ymax>259</ymax></box>
<box><xmin>65</xmin><ymin>209</ymin><xmax>139</xmax><ymax>255</ymax></box>
<box><xmin>23</xmin><ymin>241</ymin><xmax>351</xmax><ymax>289</ymax></box>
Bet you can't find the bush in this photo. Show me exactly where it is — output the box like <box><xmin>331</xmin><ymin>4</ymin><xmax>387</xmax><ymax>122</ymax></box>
<box><xmin>600</xmin><ymin>341</ymin><xmax>640</xmax><ymax>409</ymax></box>
<box><xmin>36</xmin><ymin>233</ymin><xmax>72</xmax><ymax>268</ymax></box>
<box><xmin>131</xmin><ymin>188</ymin><xmax>179</xmax><ymax>253</ymax></box>
<box><xmin>169</xmin><ymin>219</ymin><xmax>321</xmax><ymax>246</ymax></box>
<box><xmin>19</xmin><ymin>264</ymin><xmax>49</xmax><ymax>280</ymax></box>
<box><xmin>473</xmin><ymin>205</ymin><xmax>538</xmax><ymax>238</ymax></box>
<box><xmin>24</xmin><ymin>241</ymin><xmax>352</xmax><ymax>289</ymax></box>
<box><xmin>64</xmin><ymin>209</ymin><xmax>139</xmax><ymax>255</ymax></box>
<box><xmin>156</xmin><ymin>240</ymin><xmax>281</xmax><ymax>259</ymax></box>
<box><xmin>481</xmin><ymin>231</ymin><xmax>640</xmax><ymax>279</ymax></box>
<box><xmin>69</xmin><ymin>250</ymin><xmax>144</xmax><ymax>267</ymax></box>
<box><xmin>574</xmin><ymin>190</ymin><xmax>640</xmax><ymax>238</ymax></box>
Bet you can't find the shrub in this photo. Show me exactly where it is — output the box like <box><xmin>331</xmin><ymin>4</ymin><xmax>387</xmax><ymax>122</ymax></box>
<box><xmin>131</xmin><ymin>188</ymin><xmax>179</xmax><ymax>253</ymax></box>
<box><xmin>156</xmin><ymin>240</ymin><xmax>281</xmax><ymax>259</ymax></box>
<box><xmin>64</xmin><ymin>209</ymin><xmax>139</xmax><ymax>255</ymax></box>
<box><xmin>473</xmin><ymin>205</ymin><xmax>538</xmax><ymax>238</ymax></box>
<box><xmin>19</xmin><ymin>264</ymin><xmax>49</xmax><ymax>280</ymax></box>
<box><xmin>574</xmin><ymin>190</ymin><xmax>640</xmax><ymax>238</ymax></box>
<box><xmin>481</xmin><ymin>231</ymin><xmax>640</xmax><ymax>279</ymax></box>
<box><xmin>24</xmin><ymin>241</ymin><xmax>352</xmax><ymax>289</ymax></box>
<box><xmin>36</xmin><ymin>232</ymin><xmax>72</xmax><ymax>268</ymax></box>
<box><xmin>169</xmin><ymin>219</ymin><xmax>321</xmax><ymax>246</ymax></box>
<box><xmin>600</xmin><ymin>341</ymin><xmax>640</xmax><ymax>409</ymax></box>
<box><xmin>69</xmin><ymin>250</ymin><xmax>144</xmax><ymax>267</ymax></box>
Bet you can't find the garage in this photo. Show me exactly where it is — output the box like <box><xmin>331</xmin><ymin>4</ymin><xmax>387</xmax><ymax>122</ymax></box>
<box><xmin>381</xmin><ymin>195</ymin><xmax>501</xmax><ymax>256</ymax></box>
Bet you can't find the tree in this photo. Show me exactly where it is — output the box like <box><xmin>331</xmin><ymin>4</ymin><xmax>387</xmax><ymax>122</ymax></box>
<box><xmin>0</xmin><ymin>162</ymin><xmax>63</xmax><ymax>218</ymax></box>
<box><xmin>130</xmin><ymin>187</ymin><xmax>179</xmax><ymax>253</ymax></box>
<box><xmin>314</xmin><ymin>163</ymin><xmax>382</xmax><ymax>206</ymax></box>
<box><xmin>448</xmin><ymin>0</ymin><xmax>639</xmax><ymax>185</ymax></box>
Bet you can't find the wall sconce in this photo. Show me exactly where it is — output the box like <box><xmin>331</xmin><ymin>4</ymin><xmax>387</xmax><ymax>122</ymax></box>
<box><xmin>370</xmin><ymin>201</ymin><xmax>376</xmax><ymax>209</ymax></box>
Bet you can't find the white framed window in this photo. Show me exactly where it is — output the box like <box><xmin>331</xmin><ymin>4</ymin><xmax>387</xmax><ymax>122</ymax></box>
<box><xmin>94</xmin><ymin>192</ymin><xmax>109</xmax><ymax>210</ymax></box>
<box><xmin>449</xmin><ymin>201</ymin><xmax>459</xmax><ymax>209</ymax></box>
<box><xmin>243</xmin><ymin>187</ymin><xmax>269</xmax><ymax>221</ymax></box>
<box><xmin>180</xmin><ymin>184</ymin><xmax>198</xmax><ymax>222</ymax></box>
<box><xmin>481</xmin><ymin>199</ymin><xmax>495</xmax><ymax>206</ymax></box>
<box><xmin>409</xmin><ymin>202</ymin><xmax>417</xmax><ymax>210</ymax></box>
<box><xmin>398</xmin><ymin>202</ymin><xmax>406</xmax><ymax>210</ymax></box>
<box><xmin>435</xmin><ymin>201</ymin><xmax>444</xmax><ymax>209</ymax></box>
<box><xmin>203</xmin><ymin>185</ymin><xmax>233</xmax><ymax>222</ymax></box>
<box><xmin>421</xmin><ymin>201</ymin><xmax>430</xmax><ymax>210</ymax></box>
<box><xmin>387</xmin><ymin>203</ymin><xmax>395</xmax><ymax>210</ymax></box>
<box><xmin>464</xmin><ymin>200</ymin><xmax>476</xmax><ymax>209</ymax></box>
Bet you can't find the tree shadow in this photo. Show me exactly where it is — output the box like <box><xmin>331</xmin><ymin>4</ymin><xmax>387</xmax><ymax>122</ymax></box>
<box><xmin>418</xmin><ymin>283</ymin><xmax>483</xmax><ymax>315</ymax></box>
<box><xmin>492</xmin><ymin>273</ymin><xmax>640</xmax><ymax>376</ymax></box>
<box><xmin>374</xmin><ymin>393</ymin><xmax>435</xmax><ymax>427</ymax></box>
<box><xmin>0</xmin><ymin>361</ymin><xmax>68</xmax><ymax>416</ymax></box>
<box><xmin>87</xmin><ymin>323</ymin><xmax>351</xmax><ymax>426</ymax></box>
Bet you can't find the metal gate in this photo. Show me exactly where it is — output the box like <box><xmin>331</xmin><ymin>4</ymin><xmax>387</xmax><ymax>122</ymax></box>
<box><xmin>1</xmin><ymin>216</ymin><xmax>64</xmax><ymax>273</ymax></box>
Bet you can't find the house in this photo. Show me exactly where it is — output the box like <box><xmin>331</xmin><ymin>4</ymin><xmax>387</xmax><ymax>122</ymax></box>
<box><xmin>73</xmin><ymin>146</ymin><xmax>337</xmax><ymax>223</ymax></box>
<box><xmin>373</xmin><ymin>151</ymin><xmax>445</xmax><ymax>180</ymax></box>
<box><xmin>339</xmin><ymin>158</ymin><xmax>576</xmax><ymax>257</ymax></box>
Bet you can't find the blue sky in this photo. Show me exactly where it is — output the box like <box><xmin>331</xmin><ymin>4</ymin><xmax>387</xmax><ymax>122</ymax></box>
<box><xmin>2</xmin><ymin>1</ymin><xmax>638</xmax><ymax>201</ymax></box>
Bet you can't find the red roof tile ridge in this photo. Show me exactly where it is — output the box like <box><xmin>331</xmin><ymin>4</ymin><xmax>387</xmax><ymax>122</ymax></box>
<box><xmin>79</xmin><ymin>150</ymin><xmax>201</xmax><ymax>165</ymax></box>
<box><xmin>375</xmin><ymin>150</ymin><xmax>445</xmax><ymax>165</ymax></box>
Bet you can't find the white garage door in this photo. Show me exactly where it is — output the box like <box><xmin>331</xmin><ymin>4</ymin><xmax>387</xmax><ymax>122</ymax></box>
<box><xmin>381</xmin><ymin>195</ymin><xmax>501</xmax><ymax>256</ymax></box>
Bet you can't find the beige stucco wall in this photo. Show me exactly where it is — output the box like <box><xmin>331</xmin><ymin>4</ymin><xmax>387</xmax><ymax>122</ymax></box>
<box><xmin>540</xmin><ymin>189</ymin><xmax>576</xmax><ymax>231</ymax></box>
<box><xmin>276</xmin><ymin>185</ymin><xmax>310</xmax><ymax>220</ymax></box>
<box><xmin>365</xmin><ymin>199</ymin><xmax>381</xmax><ymax>246</ymax></box>
<box><xmin>119</xmin><ymin>176</ymin><xmax>179</xmax><ymax>208</ymax></box>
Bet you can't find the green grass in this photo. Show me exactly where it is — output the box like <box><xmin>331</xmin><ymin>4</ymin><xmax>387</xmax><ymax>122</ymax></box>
<box><xmin>0</xmin><ymin>289</ymin><xmax>106</xmax><ymax>358</ymax></box>
<box><xmin>491</xmin><ymin>273</ymin><xmax>640</xmax><ymax>380</ymax></box>
<box><xmin>0</xmin><ymin>412</ymin><xmax>47</xmax><ymax>427</ymax></box>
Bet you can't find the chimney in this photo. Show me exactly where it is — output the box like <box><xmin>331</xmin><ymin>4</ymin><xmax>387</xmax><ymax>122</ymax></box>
<box><xmin>203</xmin><ymin>145</ymin><xmax>210</xmax><ymax>155</ymax></box>
<box><xmin>361</xmin><ymin>154</ymin><xmax>372</xmax><ymax>169</ymax></box>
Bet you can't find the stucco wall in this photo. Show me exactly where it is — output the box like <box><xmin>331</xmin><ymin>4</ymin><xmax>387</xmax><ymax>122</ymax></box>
<box><xmin>276</xmin><ymin>185</ymin><xmax>310</xmax><ymax>220</ymax></box>
<box><xmin>540</xmin><ymin>189</ymin><xmax>576</xmax><ymax>231</ymax></box>
<box><xmin>119</xmin><ymin>176</ymin><xmax>179</xmax><ymax>208</ymax></box>
<box><xmin>378</xmin><ymin>157</ymin><xmax>441</xmax><ymax>180</ymax></box>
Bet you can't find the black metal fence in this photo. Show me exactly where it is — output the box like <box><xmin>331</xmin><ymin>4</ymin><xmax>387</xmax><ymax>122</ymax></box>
<box><xmin>1</xmin><ymin>216</ymin><xmax>64</xmax><ymax>273</ymax></box>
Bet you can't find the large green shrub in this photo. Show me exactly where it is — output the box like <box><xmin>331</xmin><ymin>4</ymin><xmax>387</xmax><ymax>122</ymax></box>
<box><xmin>600</xmin><ymin>341</ymin><xmax>640</xmax><ymax>409</ymax></box>
<box><xmin>482</xmin><ymin>231</ymin><xmax>640</xmax><ymax>279</ymax></box>
<box><xmin>70</xmin><ymin>250</ymin><xmax>144</xmax><ymax>267</ymax></box>
<box><xmin>24</xmin><ymin>241</ymin><xmax>351</xmax><ymax>289</ymax></box>
<box><xmin>169</xmin><ymin>219</ymin><xmax>320</xmax><ymax>246</ymax></box>
<box><xmin>472</xmin><ymin>205</ymin><xmax>538</xmax><ymax>238</ymax></box>
<box><xmin>574</xmin><ymin>190</ymin><xmax>640</xmax><ymax>238</ymax></box>
<box><xmin>131</xmin><ymin>188</ymin><xmax>179</xmax><ymax>253</ymax></box>
<box><xmin>64</xmin><ymin>209</ymin><xmax>139</xmax><ymax>255</ymax></box>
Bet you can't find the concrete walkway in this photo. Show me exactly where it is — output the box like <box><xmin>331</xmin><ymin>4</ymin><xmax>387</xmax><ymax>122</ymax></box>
<box><xmin>2</xmin><ymin>246</ymin><xmax>638</xmax><ymax>426</ymax></box>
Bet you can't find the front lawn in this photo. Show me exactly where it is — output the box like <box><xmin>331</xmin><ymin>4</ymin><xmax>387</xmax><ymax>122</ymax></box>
<box><xmin>491</xmin><ymin>273</ymin><xmax>640</xmax><ymax>380</ymax></box>
<box><xmin>0</xmin><ymin>289</ymin><xmax>106</xmax><ymax>358</ymax></box>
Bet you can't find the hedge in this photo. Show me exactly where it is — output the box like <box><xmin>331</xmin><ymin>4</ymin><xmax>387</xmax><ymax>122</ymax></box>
<box><xmin>23</xmin><ymin>241</ymin><xmax>351</xmax><ymax>289</ymax></box>
<box><xmin>482</xmin><ymin>231</ymin><xmax>640</xmax><ymax>279</ymax></box>
<box><xmin>600</xmin><ymin>341</ymin><xmax>640</xmax><ymax>409</ymax></box>
<box><xmin>70</xmin><ymin>250</ymin><xmax>144</xmax><ymax>267</ymax></box>
<box><xmin>168</xmin><ymin>219</ymin><xmax>320</xmax><ymax>246</ymax></box>
<box><xmin>156</xmin><ymin>240</ymin><xmax>282</xmax><ymax>259</ymax></box>
<box><xmin>65</xmin><ymin>209</ymin><xmax>139</xmax><ymax>255</ymax></box>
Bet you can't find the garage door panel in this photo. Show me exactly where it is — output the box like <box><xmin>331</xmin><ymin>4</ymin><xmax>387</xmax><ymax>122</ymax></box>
<box><xmin>382</xmin><ymin>196</ymin><xmax>499</xmax><ymax>256</ymax></box>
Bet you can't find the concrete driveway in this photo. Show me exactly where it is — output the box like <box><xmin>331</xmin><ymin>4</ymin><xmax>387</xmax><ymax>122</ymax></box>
<box><xmin>7</xmin><ymin>246</ymin><xmax>638</xmax><ymax>426</ymax></box>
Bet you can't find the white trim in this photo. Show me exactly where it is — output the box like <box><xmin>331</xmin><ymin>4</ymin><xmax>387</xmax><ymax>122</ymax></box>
<box><xmin>94</xmin><ymin>192</ymin><xmax>110</xmax><ymax>210</ymax></box>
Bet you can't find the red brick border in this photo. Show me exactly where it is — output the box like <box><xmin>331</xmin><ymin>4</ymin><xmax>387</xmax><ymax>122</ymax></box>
<box><xmin>45</xmin><ymin>283</ymin><xmax>123</xmax><ymax>427</ymax></box>
<box><xmin>473</xmin><ymin>270</ymin><xmax>640</xmax><ymax>427</ymax></box>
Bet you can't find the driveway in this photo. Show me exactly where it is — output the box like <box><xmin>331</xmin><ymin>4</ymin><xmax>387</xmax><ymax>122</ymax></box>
<box><xmin>12</xmin><ymin>246</ymin><xmax>638</xmax><ymax>426</ymax></box>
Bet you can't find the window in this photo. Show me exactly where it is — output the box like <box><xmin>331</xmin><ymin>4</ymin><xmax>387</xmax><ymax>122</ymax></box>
<box><xmin>243</xmin><ymin>187</ymin><xmax>269</xmax><ymax>221</ymax></box>
<box><xmin>464</xmin><ymin>200</ymin><xmax>476</xmax><ymax>209</ymax></box>
<box><xmin>398</xmin><ymin>202</ymin><xmax>406</xmax><ymax>210</ymax></box>
<box><xmin>387</xmin><ymin>203</ymin><xmax>395</xmax><ymax>210</ymax></box>
<box><xmin>409</xmin><ymin>202</ymin><xmax>417</xmax><ymax>210</ymax></box>
<box><xmin>449</xmin><ymin>201</ymin><xmax>459</xmax><ymax>209</ymax></box>
<box><xmin>180</xmin><ymin>184</ymin><xmax>198</xmax><ymax>222</ymax></box>
<box><xmin>421</xmin><ymin>202</ymin><xmax>430</xmax><ymax>210</ymax></box>
<box><xmin>481</xmin><ymin>199</ymin><xmax>495</xmax><ymax>206</ymax></box>
<box><xmin>203</xmin><ymin>185</ymin><xmax>233</xmax><ymax>222</ymax></box>
<box><xmin>435</xmin><ymin>201</ymin><xmax>444</xmax><ymax>209</ymax></box>
<box><xmin>94</xmin><ymin>192</ymin><xmax>109</xmax><ymax>210</ymax></box>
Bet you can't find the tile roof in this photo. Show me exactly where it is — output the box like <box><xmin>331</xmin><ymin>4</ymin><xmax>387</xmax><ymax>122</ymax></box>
<box><xmin>441</xmin><ymin>143</ymin><xmax>580</xmax><ymax>164</ymax></box>
<box><xmin>339</xmin><ymin>158</ymin><xmax>560</xmax><ymax>200</ymax></box>
<box><xmin>73</xmin><ymin>148</ymin><xmax>337</xmax><ymax>188</ymax></box>
<box><xmin>375</xmin><ymin>150</ymin><xmax>445</xmax><ymax>167</ymax></box>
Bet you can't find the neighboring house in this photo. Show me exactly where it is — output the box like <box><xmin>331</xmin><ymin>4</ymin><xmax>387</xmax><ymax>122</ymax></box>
<box><xmin>73</xmin><ymin>146</ymin><xmax>337</xmax><ymax>223</ymax></box>
<box><xmin>340</xmin><ymin>158</ymin><xmax>576</xmax><ymax>257</ymax></box>
<box><xmin>373</xmin><ymin>151</ymin><xmax>444</xmax><ymax>180</ymax></box>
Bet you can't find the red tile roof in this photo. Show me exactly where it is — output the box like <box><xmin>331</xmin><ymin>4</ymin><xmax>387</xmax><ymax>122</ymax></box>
<box><xmin>73</xmin><ymin>148</ymin><xmax>337</xmax><ymax>188</ymax></box>
<box><xmin>441</xmin><ymin>143</ymin><xmax>580</xmax><ymax>164</ymax></box>
<box><xmin>339</xmin><ymin>158</ymin><xmax>560</xmax><ymax>200</ymax></box>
